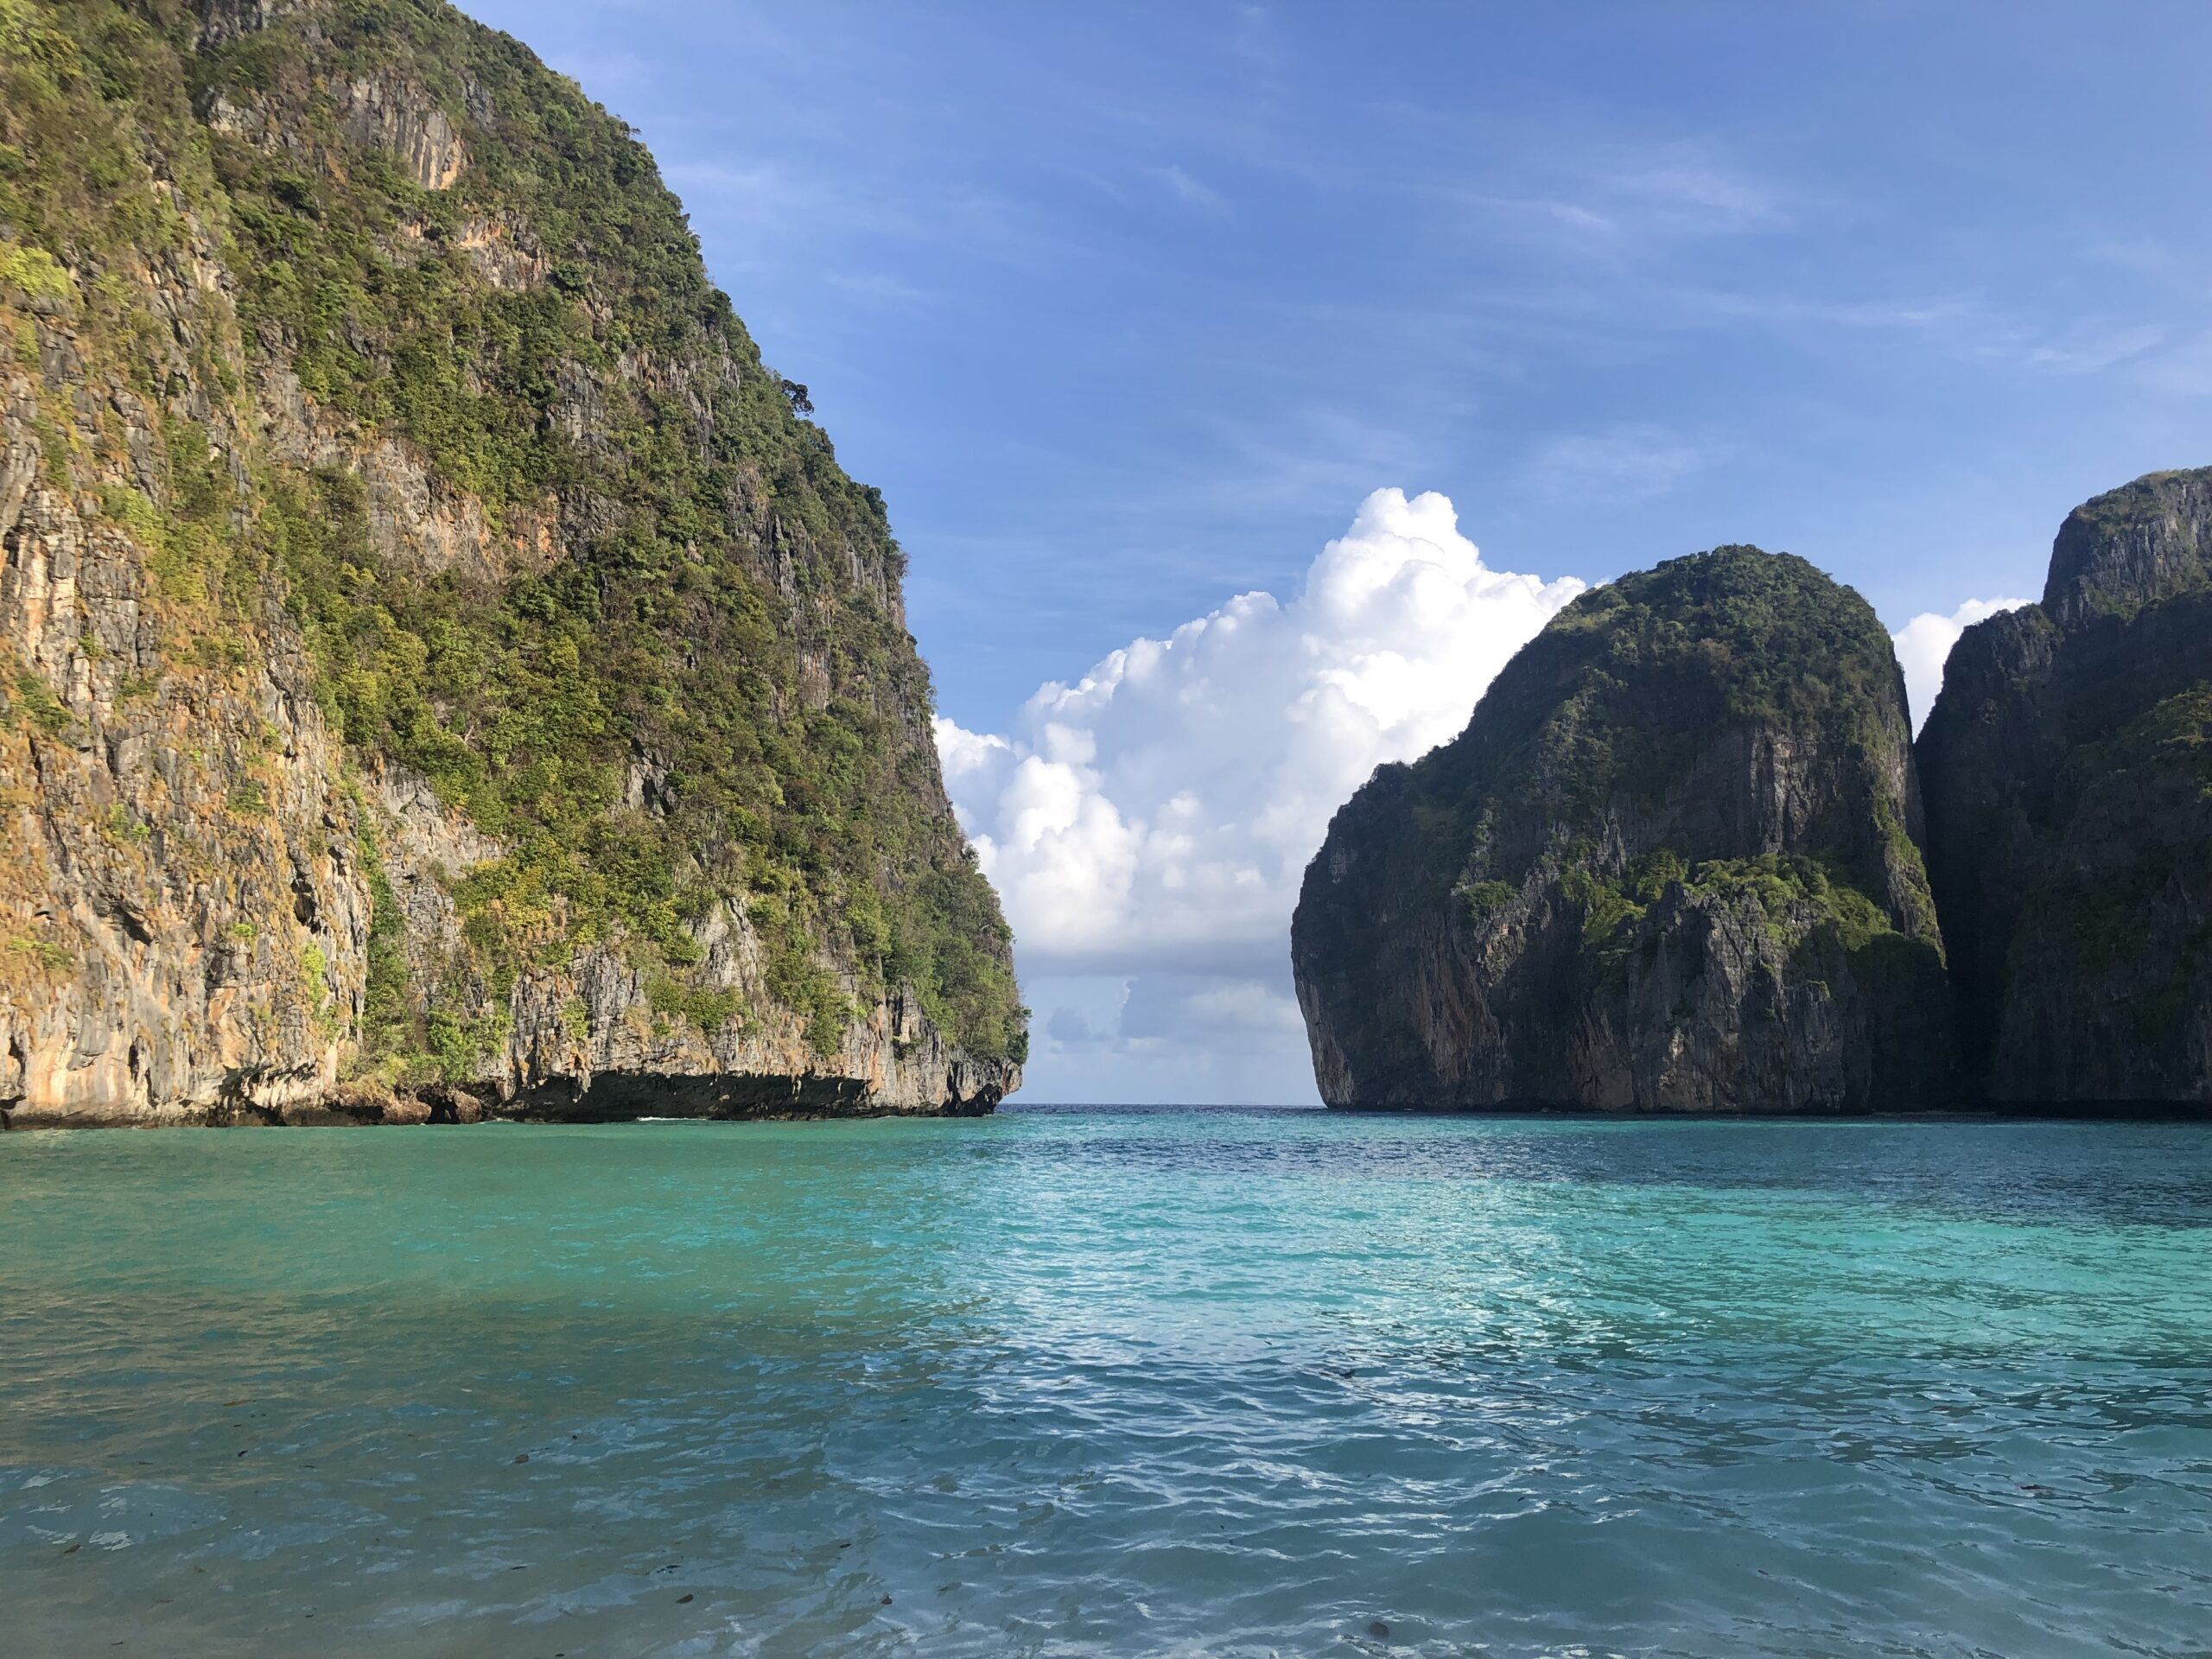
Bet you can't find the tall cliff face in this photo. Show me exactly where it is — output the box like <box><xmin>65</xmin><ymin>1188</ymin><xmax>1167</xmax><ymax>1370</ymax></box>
<box><xmin>0</xmin><ymin>0</ymin><xmax>1024</xmax><ymax>1126</ymax></box>
<box><xmin>1293</xmin><ymin>547</ymin><xmax>1956</xmax><ymax>1112</ymax></box>
<box><xmin>1920</xmin><ymin>469</ymin><xmax>2212</xmax><ymax>1105</ymax></box>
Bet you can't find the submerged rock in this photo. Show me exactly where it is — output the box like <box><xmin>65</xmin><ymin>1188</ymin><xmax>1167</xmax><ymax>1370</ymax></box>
<box><xmin>1293</xmin><ymin>546</ymin><xmax>1956</xmax><ymax>1112</ymax></box>
<box><xmin>1919</xmin><ymin>468</ymin><xmax>2212</xmax><ymax>1106</ymax></box>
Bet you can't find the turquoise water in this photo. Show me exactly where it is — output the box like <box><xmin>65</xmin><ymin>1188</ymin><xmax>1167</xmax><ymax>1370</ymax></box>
<box><xmin>3</xmin><ymin>1110</ymin><xmax>2210</xmax><ymax>1657</ymax></box>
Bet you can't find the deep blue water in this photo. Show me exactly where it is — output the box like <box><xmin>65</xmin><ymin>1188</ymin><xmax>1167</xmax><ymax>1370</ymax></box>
<box><xmin>3</xmin><ymin>1109</ymin><xmax>2210</xmax><ymax>1656</ymax></box>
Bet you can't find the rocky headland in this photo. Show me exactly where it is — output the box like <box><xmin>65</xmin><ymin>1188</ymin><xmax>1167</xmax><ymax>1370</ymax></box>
<box><xmin>0</xmin><ymin>0</ymin><xmax>1024</xmax><ymax>1127</ymax></box>
<box><xmin>1297</xmin><ymin>480</ymin><xmax>2212</xmax><ymax>1115</ymax></box>
<box><xmin>1919</xmin><ymin>468</ymin><xmax>2212</xmax><ymax>1107</ymax></box>
<box><xmin>1293</xmin><ymin>547</ymin><xmax>1955</xmax><ymax>1113</ymax></box>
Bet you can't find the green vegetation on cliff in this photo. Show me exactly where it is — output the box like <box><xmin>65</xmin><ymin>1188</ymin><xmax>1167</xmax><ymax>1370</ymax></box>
<box><xmin>0</xmin><ymin>0</ymin><xmax>1025</xmax><ymax>1077</ymax></box>
<box><xmin>1541</xmin><ymin>545</ymin><xmax>1896</xmax><ymax>728</ymax></box>
<box><xmin>1294</xmin><ymin>545</ymin><xmax>1955</xmax><ymax>1113</ymax></box>
<box><xmin>1442</xmin><ymin>547</ymin><xmax>1940</xmax><ymax>946</ymax></box>
<box><xmin>2045</xmin><ymin>469</ymin><xmax>2212</xmax><ymax>626</ymax></box>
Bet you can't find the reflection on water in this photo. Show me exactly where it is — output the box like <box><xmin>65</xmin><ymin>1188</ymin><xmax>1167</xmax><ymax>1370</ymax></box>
<box><xmin>3</xmin><ymin>1111</ymin><xmax>2210</xmax><ymax>1656</ymax></box>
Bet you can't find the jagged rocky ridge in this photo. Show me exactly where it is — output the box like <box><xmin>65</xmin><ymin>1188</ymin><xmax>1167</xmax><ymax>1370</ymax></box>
<box><xmin>1919</xmin><ymin>468</ymin><xmax>2212</xmax><ymax>1106</ymax></box>
<box><xmin>1293</xmin><ymin>547</ymin><xmax>1958</xmax><ymax>1112</ymax></box>
<box><xmin>0</xmin><ymin>0</ymin><xmax>1024</xmax><ymax>1126</ymax></box>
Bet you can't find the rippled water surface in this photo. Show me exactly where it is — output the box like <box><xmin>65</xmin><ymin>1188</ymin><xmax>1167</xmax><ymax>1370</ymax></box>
<box><xmin>4</xmin><ymin>1109</ymin><xmax>2212</xmax><ymax>1657</ymax></box>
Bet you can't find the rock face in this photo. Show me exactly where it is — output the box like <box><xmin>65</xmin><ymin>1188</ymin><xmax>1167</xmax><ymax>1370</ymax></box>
<box><xmin>0</xmin><ymin>0</ymin><xmax>1022</xmax><ymax>1126</ymax></box>
<box><xmin>1293</xmin><ymin>547</ymin><xmax>1956</xmax><ymax>1112</ymax></box>
<box><xmin>1920</xmin><ymin>469</ymin><xmax>2212</xmax><ymax>1106</ymax></box>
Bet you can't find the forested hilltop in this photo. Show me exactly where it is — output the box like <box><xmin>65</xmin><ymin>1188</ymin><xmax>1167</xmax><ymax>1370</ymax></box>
<box><xmin>0</xmin><ymin>0</ymin><xmax>1025</xmax><ymax>1125</ymax></box>
<box><xmin>1293</xmin><ymin>547</ymin><xmax>1954</xmax><ymax>1113</ymax></box>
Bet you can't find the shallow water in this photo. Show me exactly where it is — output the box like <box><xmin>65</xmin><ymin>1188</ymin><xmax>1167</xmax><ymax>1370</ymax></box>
<box><xmin>3</xmin><ymin>1109</ymin><xmax>2210</xmax><ymax>1657</ymax></box>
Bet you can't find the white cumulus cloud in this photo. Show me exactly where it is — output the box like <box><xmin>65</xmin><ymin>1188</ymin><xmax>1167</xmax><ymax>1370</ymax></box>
<box><xmin>935</xmin><ymin>487</ymin><xmax>1586</xmax><ymax>1101</ymax></box>
<box><xmin>937</xmin><ymin>486</ymin><xmax>1586</xmax><ymax>979</ymax></box>
<box><xmin>940</xmin><ymin>488</ymin><xmax>2037</xmax><ymax>1101</ymax></box>
<box><xmin>1891</xmin><ymin>595</ymin><xmax>2035</xmax><ymax>733</ymax></box>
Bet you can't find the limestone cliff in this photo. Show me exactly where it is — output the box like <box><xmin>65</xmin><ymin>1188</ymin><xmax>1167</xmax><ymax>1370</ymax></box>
<box><xmin>0</xmin><ymin>0</ymin><xmax>1023</xmax><ymax>1126</ymax></box>
<box><xmin>1919</xmin><ymin>468</ymin><xmax>2212</xmax><ymax>1106</ymax></box>
<box><xmin>1293</xmin><ymin>547</ymin><xmax>1956</xmax><ymax>1112</ymax></box>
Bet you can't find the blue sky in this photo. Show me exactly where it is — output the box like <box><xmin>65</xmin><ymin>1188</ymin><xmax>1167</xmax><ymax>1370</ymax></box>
<box><xmin>467</xmin><ymin>1</ymin><xmax>2212</xmax><ymax>1102</ymax></box>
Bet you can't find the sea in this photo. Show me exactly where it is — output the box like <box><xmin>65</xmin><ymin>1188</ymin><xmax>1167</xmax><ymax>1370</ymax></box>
<box><xmin>3</xmin><ymin>1107</ymin><xmax>2209</xmax><ymax>1657</ymax></box>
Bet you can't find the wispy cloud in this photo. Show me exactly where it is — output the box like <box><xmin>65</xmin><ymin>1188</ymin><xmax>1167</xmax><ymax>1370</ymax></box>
<box><xmin>663</xmin><ymin>156</ymin><xmax>1083</xmax><ymax>283</ymax></box>
<box><xmin>1155</xmin><ymin>163</ymin><xmax>1227</xmax><ymax>212</ymax></box>
<box><xmin>1608</xmin><ymin>157</ymin><xmax>1783</xmax><ymax>232</ymax></box>
<box><xmin>1673</xmin><ymin>287</ymin><xmax>1975</xmax><ymax>333</ymax></box>
<box><xmin>2134</xmin><ymin>329</ymin><xmax>2212</xmax><ymax>398</ymax></box>
<box><xmin>1447</xmin><ymin>140</ymin><xmax>1789</xmax><ymax>255</ymax></box>
<box><xmin>1669</xmin><ymin>287</ymin><xmax>2171</xmax><ymax>383</ymax></box>
<box><xmin>824</xmin><ymin>270</ymin><xmax>935</xmax><ymax>312</ymax></box>
<box><xmin>1989</xmin><ymin>318</ymin><xmax>2165</xmax><ymax>375</ymax></box>
<box><xmin>1231</xmin><ymin>3</ymin><xmax>1280</xmax><ymax>74</ymax></box>
<box><xmin>1526</xmin><ymin>424</ymin><xmax>1717</xmax><ymax>504</ymax></box>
